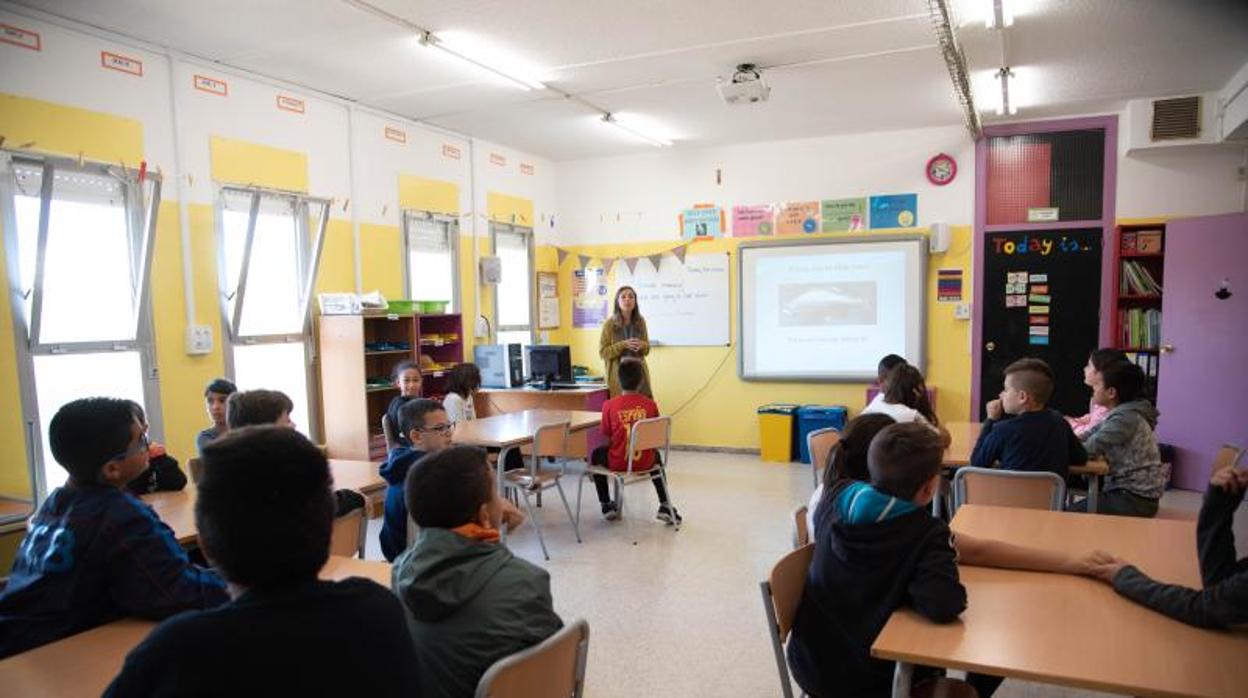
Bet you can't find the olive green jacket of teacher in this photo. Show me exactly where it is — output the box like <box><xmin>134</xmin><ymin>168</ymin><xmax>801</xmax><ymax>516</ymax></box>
<box><xmin>599</xmin><ymin>317</ymin><xmax>652</xmax><ymax>397</ymax></box>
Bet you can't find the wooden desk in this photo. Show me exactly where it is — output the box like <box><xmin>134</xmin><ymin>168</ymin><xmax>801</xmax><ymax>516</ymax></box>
<box><xmin>141</xmin><ymin>460</ymin><xmax>387</xmax><ymax>546</ymax></box>
<box><xmin>476</xmin><ymin>387</ymin><xmax>608</xmax><ymax>457</ymax></box>
<box><xmin>0</xmin><ymin>496</ymin><xmax>32</xmax><ymax>523</ymax></box>
<box><xmin>0</xmin><ymin>557</ymin><xmax>393</xmax><ymax>696</ymax></box>
<box><xmin>873</xmin><ymin>505</ymin><xmax>1248</xmax><ymax>698</ymax></box>
<box><xmin>942</xmin><ymin>422</ymin><xmax>1109</xmax><ymax>513</ymax></box>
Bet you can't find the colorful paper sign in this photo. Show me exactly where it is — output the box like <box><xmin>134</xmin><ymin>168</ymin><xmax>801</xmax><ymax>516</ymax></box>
<box><xmin>572</xmin><ymin>267</ymin><xmax>609</xmax><ymax>328</ymax></box>
<box><xmin>937</xmin><ymin>268</ymin><xmax>963</xmax><ymax>302</ymax></box>
<box><xmin>276</xmin><ymin>95</ymin><xmax>305</xmax><ymax>113</ymax></box>
<box><xmin>821</xmin><ymin>198</ymin><xmax>867</xmax><ymax>232</ymax></box>
<box><xmin>1029</xmin><ymin>335</ymin><xmax>1050</xmax><ymax>345</ymax></box>
<box><xmin>732</xmin><ymin>204</ymin><xmax>774</xmax><ymax>237</ymax></box>
<box><xmin>776</xmin><ymin>202</ymin><xmax>820</xmax><ymax>235</ymax></box>
<box><xmin>1</xmin><ymin>23</ymin><xmax>41</xmax><ymax>51</ymax></box>
<box><xmin>682</xmin><ymin>207</ymin><xmax>723</xmax><ymax>241</ymax></box>
<box><xmin>384</xmin><ymin>127</ymin><xmax>406</xmax><ymax>144</ymax></box>
<box><xmin>441</xmin><ymin>144</ymin><xmax>462</xmax><ymax>160</ymax></box>
<box><xmin>193</xmin><ymin>74</ymin><xmax>228</xmax><ymax>96</ymax></box>
<box><xmin>869</xmin><ymin>194</ymin><xmax>918</xmax><ymax>229</ymax></box>
<box><xmin>101</xmin><ymin>51</ymin><xmax>143</xmax><ymax>76</ymax></box>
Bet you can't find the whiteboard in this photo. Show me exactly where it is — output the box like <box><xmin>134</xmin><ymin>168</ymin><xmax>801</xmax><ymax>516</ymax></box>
<box><xmin>615</xmin><ymin>252</ymin><xmax>730</xmax><ymax>346</ymax></box>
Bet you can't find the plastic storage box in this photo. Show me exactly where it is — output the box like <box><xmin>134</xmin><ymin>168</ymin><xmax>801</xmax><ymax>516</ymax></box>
<box><xmin>758</xmin><ymin>403</ymin><xmax>801</xmax><ymax>462</ymax></box>
<box><xmin>797</xmin><ymin>405</ymin><xmax>848</xmax><ymax>464</ymax></box>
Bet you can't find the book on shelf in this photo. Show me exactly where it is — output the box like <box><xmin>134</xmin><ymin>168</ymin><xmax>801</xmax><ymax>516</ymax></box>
<box><xmin>1120</xmin><ymin>231</ymin><xmax>1137</xmax><ymax>254</ymax></box>
<box><xmin>1120</xmin><ymin>260</ymin><xmax>1162</xmax><ymax>295</ymax></box>
<box><xmin>1123</xmin><ymin>351</ymin><xmax>1159</xmax><ymax>379</ymax></box>
<box><xmin>1118</xmin><ymin>308</ymin><xmax>1161</xmax><ymax>349</ymax></box>
<box><xmin>1135</xmin><ymin>230</ymin><xmax>1163</xmax><ymax>253</ymax></box>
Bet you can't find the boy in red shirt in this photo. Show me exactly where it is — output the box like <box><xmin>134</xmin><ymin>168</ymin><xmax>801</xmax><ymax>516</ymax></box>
<box><xmin>591</xmin><ymin>359</ymin><xmax>680</xmax><ymax>524</ymax></box>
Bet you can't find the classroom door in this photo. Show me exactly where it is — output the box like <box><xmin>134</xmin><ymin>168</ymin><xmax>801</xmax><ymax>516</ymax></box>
<box><xmin>979</xmin><ymin>228</ymin><xmax>1102</xmax><ymax>419</ymax></box>
<box><xmin>1156</xmin><ymin>213</ymin><xmax>1248</xmax><ymax>490</ymax></box>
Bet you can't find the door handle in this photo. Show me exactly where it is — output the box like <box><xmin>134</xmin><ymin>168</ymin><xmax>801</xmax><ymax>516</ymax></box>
<box><xmin>985</xmin><ymin>341</ymin><xmax>996</xmax><ymax>352</ymax></box>
<box><xmin>1159</xmin><ymin>344</ymin><xmax>1174</xmax><ymax>355</ymax></box>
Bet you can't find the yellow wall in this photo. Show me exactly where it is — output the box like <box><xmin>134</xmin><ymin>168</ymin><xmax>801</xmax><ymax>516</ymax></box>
<box><xmin>539</xmin><ymin>226</ymin><xmax>974</xmax><ymax>449</ymax></box>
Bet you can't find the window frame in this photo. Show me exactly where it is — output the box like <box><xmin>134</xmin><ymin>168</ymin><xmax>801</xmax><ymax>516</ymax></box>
<box><xmin>490</xmin><ymin>222</ymin><xmax>535</xmax><ymax>344</ymax></box>
<box><xmin>214</xmin><ymin>185</ymin><xmax>329</xmax><ymax>441</ymax></box>
<box><xmin>400</xmin><ymin>210</ymin><xmax>460</xmax><ymax>313</ymax></box>
<box><xmin>0</xmin><ymin>151</ymin><xmax>163</xmax><ymax>509</ymax></box>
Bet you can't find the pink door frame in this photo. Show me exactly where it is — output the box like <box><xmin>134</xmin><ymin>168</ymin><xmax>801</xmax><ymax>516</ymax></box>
<box><xmin>970</xmin><ymin>115</ymin><xmax>1119</xmax><ymax>417</ymax></box>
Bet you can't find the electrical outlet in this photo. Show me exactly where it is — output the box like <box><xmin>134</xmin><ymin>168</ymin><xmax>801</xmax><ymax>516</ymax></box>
<box><xmin>185</xmin><ymin>325</ymin><xmax>214</xmax><ymax>355</ymax></box>
<box><xmin>953</xmin><ymin>302</ymin><xmax>971</xmax><ymax>320</ymax></box>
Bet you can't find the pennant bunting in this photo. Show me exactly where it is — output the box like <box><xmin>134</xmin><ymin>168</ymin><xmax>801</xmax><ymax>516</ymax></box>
<box><xmin>556</xmin><ymin>248</ymin><xmax>569</xmax><ymax>266</ymax></box>
<box><xmin>602</xmin><ymin>257</ymin><xmax>617</xmax><ymax>275</ymax></box>
<box><xmin>624</xmin><ymin>257</ymin><xmax>639</xmax><ymax>274</ymax></box>
<box><xmin>647</xmin><ymin>253</ymin><xmax>664</xmax><ymax>271</ymax></box>
<box><xmin>672</xmin><ymin>244</ymin><xmax>688</xmax><ymax>264</ymax></box>
<box><xmin>578</xmin><ymin>254</ymin><xmax>591</xmax><ymax>270</ymax></box>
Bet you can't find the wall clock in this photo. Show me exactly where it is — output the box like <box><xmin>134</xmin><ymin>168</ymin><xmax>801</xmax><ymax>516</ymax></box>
<box><xmin>926</xmin><ymin>153</ymin><xmax>957</xmax><ymax>186</ymax></box>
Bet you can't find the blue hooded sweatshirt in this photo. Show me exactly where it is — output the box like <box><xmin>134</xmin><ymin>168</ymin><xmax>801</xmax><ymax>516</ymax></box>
<box><xmin>379</xmin><ymin>446</ymin><xmax>426</xmax><ymax>561</ymax></box>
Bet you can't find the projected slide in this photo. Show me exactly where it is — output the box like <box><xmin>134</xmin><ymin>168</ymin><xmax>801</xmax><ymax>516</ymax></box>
<box><xmin>739</xmin><ymin>238</ymin><xmax>925</xmax><ymax>381</ymax></box>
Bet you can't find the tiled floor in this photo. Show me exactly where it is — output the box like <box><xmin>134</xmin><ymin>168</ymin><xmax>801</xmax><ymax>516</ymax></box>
<box><xmin>365</xmin><ymin>452</ymin><xmax>1246</xmax><ymax>697</ymax></box>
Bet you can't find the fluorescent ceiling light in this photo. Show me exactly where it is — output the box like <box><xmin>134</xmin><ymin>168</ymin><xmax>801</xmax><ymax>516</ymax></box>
<box><xmin>419</xmin><ymin>31</ymin><xmax>547</xmax><ymax>91</ymax></box>
<box><xmin>599</xmin><ymin>114</ymin><xmax>673</xmax><ymax>147</ymax></box>
<box><xmin>959</xmin><ymin>0</ymin><xmax>1037</xmax><ymax>28</ymax></box>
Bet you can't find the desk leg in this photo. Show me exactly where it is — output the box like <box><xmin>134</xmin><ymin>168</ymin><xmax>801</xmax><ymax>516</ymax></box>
<box><xmin>1088</xmin><ymin>473</ymin><xmax>1100</xmax><ymax>513</ymax></box>
<box><xmin>498</xmin><ymin>446</ymin><xmax>514</xmax><ymax>544</ymax></box>
<box><xmin>892</xmin><ymin>661</ymin><xmax>913</xmax><ymax>698</ymax></box>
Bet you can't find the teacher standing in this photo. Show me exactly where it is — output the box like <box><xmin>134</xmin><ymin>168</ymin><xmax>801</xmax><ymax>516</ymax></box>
<box><xmin>599</xmin><ymin>286</ymin><xmax>652</xmax><ymax>397</ymax></box>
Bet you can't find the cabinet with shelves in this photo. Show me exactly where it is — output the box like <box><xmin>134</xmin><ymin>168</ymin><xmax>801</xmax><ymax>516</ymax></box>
<box><xmin>1113</xmin><ymin>224</ymin><xmax>1165</xmax><ymax>396</ymax></box>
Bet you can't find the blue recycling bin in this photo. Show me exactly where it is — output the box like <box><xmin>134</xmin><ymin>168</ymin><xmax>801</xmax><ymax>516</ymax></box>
<box><xmin>796</xmin><ymin>405</ymin><xmax>849</xmax><ymax>464</ymax></box>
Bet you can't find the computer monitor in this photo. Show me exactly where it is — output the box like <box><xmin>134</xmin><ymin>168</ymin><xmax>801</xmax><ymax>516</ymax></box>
<box><xmin>527</xmin><ymin>345</ymin><xmax>572</xmax><ymax>386</ymax></box>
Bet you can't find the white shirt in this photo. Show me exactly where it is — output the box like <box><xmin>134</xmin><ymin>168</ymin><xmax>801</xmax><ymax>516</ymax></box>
<box><xmin>861</xmin><ymin>393</ymin><xmax>929</xmax><ymax>426</ymax></box>
<box><xmin>442</xmin><ymin>392</ymin><xmax>476</xmax><ymax>424</ymax></box>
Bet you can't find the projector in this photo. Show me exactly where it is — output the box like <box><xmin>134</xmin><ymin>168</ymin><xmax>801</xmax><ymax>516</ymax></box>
<box><xmin>717</xmin><ymin>64</ymin><xmax>770</xmax><ymax>105</ymax></box>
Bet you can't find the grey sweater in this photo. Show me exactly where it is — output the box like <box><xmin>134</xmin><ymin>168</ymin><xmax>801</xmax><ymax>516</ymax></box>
<box><xmin>1112</xmin><ymin>484</ymin><xmax>1248</xmax><ymax>628</ymax></box>
<box><xmin>1081</xmin><ymin>400</ymin><xmax>1165</xmax><ymax>499</ymax></box>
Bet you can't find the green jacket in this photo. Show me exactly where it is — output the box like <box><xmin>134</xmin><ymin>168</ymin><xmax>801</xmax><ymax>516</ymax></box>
<box><xmin>393</xmin><ymin>528</ymin><xmax>563</xmax><ymax>698</ymax></box>
<box><xmin>599</xmin><ymin>316</ymin><xmax>652</xmax><ymax>397</ymax></box>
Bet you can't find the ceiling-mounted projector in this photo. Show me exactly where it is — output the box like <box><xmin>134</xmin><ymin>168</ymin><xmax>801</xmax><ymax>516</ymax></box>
<box><xmin>717</xmin><ymin>63</ymin><xmax>770</xmax><ymax>105</ymax></box>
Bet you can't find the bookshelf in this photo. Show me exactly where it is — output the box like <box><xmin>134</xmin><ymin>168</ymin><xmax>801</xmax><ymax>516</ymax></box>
<box><xmin>1113</xmin><ymin>224</ymin><xmax>1165</xmax><ymax>395</ymax></box>
<box><xmin>318</xmin><ymin>312</ymin><xmax>463</xmax><ymax>461</ymax></box>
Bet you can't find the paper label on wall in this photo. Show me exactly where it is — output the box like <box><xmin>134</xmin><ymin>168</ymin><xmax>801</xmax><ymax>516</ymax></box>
<box><xmin>1029</xmin><ymin>325</ymin><xmax>1050</xmax><ymax>336</ymax></box>
<box><xmin>489</xmin><ymin>152</ymin><xmax>507</xmax><ymax>167</ymax></box>
<box><xmin>572</xmin><ymin>267</ymin><xmax>609</xmax><ymax>328</ymax></box>
<box><xmin>821</xmin><ymin>198</ymin><xmax>867</xmax><ymax>232</ymax></box>
<box><xmin>682</xmin><ymin>207</ymin><xmax>723</xmax><ymax>241</ymax></box>
<box><xmin>1029</xmin><ymin>273</ymin><xmax>1047</xmax><ymax>282</ymax></box>
<box><xmin>869</xmin><ymin>193</ymin><xmax>918</xmax><ymax>229</ymax></box>
<box><xmin>441</xmin><ymin>144</ymin><xmax>462</xmax><ymax>160</ymax></box>
<box><xmin>1027</xmin><ymin>207</ymin><xmax>1059</xmax><ymax>222</ymax></box>
<box><xmin>538</xmin><ymin>297</ymin><xmax>560</xmax><ymax>330</ymax></box>
<box><xmin>194</xmin><ymin>74</ymin><xmax>229</xmax><ymax>96</ymax></box>
<box><xmin>937</xmin><ymin>268</ymin><xmax>962</xmax><ymax>302</ymax></box>
<box><xmin>0</xmin><ymin>23</ymin><xmax>41</xmax><ymax>51</ymax></box>
<box><xmin>520</xmin><ymin>163</ymin><xmax>535</xmax><ymax>175</ymax></box>
<box><xmin>1028</xmin><ymin>294</ymin><xmax>1051</xmax><ymax>303</ymax></box>
<box><xmin>776</xmin><ymin>202</ymin><xmax>820</xmax><ymax>235</ymax></box>
<box><xmin>1029</xmin><ymin>335</ymin><xmax>1050</xmax><ymax>345</ymax></box>
<box><xmin>1030</xmin><ymin>284</ymin><xmax>1048</xmax><ymax>294</ymax></box>
<box><xmin>276</xmin><ymin>95</ymin><xmax>305</xmax><ymax>113</ymax></box>
<box><xmin>732</xmin><ymin>204</ymin><xmax>774</xmax><ymax>237</ymax></box>
<box><xmin>1029</xmin><ymin>315</ymin><xmax>1049</xmax><ymax>325</ymax></box>
<box><xmin>101</xmin><ymin>51</ymin><xmax>143</xmax><ymax>76</ymax></box>
<box><xmin>384</xmin><ymin>127</ymin><xmax>406</xmax><ymax>143</ymax></box>
<box><xmin>1028</xmin><ymin>305</ymin><xmax>1050</xmax><ymax>314</ymax></box>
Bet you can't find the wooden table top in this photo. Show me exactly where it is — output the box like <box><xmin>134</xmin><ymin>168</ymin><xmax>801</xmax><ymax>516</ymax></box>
<box><xmin>943</xmin><ymin>421</ymin><xmax>1108</xmax><ymax>475</ymax></box>
<box><xmin>453</xmin><ymin>409</ymin><xmax>601</xmax><ymax>449</ymax></box>
<box><xmin>141</xmin><ymin>460</ymin><xmax>386</xmax><ymax>546</ymax></box>
<box><xmin>481</xmin><ymin>385</ymin><xmax>607</xmax><ymax>395</ymax></box>
<box><xmin>873</xmin><ymin>505</ymin><xmax>1248</xmax><ymax>697</ymax></box>
<box><xmin>0</xmin><ymin>556</ymin><xmax>392</xmax><ymax>696</ymax></box>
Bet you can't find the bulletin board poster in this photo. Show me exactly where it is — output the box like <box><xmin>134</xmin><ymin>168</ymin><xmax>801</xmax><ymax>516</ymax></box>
<box><xmin>681</xmin><ymin>207</ymin><xmax>723</xmax><ymax>241</ymax></box>
<box><xmin>732</xmin><ymin>204</ymin><xmax>775</xmax><ymax>237</ymax></box>
<box><xmin>821</xmin><ymin>198</ymin><xmax>867</xmax><ymax>232</ymax></box>
<box><xmin>869</xmin><ymin>194</ymin><xmax>918</xmax><ymax>229</ymax></box>
<box><xmin>572</xmin><ymin>267</ymin><xmax>609</xmax><ymax>328</ymax></box>
<box><xmin>776</xmin><ymin>201</ymin><xmax>820</xmax><ymax>235</ymax></box>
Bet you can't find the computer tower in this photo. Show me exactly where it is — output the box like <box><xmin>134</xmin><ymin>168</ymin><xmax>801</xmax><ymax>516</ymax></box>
<box><xmin>475</xmin><ymin>344</ymin><xmax>524</xmax><ymax>388</ymax></box>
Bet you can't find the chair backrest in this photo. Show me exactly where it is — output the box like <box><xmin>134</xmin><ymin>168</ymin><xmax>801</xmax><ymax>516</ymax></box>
<box><xmin>793</xmin><ymin>505</ymin><xmax>809</xmax><ymax>548</ymax></box>
<box><xmin>952</xmin><ymin>466</ymin><xmax>1066</xmax><ymax>514</ymax></box>
<box><xmin>329</xmin><ymin>507</ymin><xmax>366</xmax><ymax>558</ymax></box>
<box><xmin>765</xmin><ymin>543</ymin><xmax>814</xmax><ymax>641</ymax></box>
<box><xmin>627</xmin><ymin>416</ymin><xmax>671</xmax><ymax>472</ymax></box>
<box><xmin>531</xmin><ymin>421</ymin><xmax>570</xmax><ymax>467</ymax></box>
<box><xmin>1213</xmin><ymin>444</ymin><xmax>1244</xmax><ymax>471</ymax></box>
<box><xmin>187</xmin><ymin>457</ymin><xmax>204</xmax><ymax>485</ymax></box>
<box><xmin>474</xmin><ymin>618</ymin><xmax>590</xmax><ymax>698</ymax></box>
<box><xmin>806</xmin><ymin>428</ymin><xmax>841</xmax><ymax>486</ymax></box>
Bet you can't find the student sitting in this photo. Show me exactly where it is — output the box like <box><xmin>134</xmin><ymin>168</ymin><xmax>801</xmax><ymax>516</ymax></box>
<box><xmin>868</xmin><ymin>354</ymin><xmax>907</xmax><ymax>395</ymax></box>
<box><xmin>380</xmin><ymin>399</ymin><xmax>454</xmax><ymax>562</ymax></box>
<box><xmin>1067</xmin><ymin>348</ymin><xmax>1128</xmax><ymax>437</ymax></box>
<box><xmin>1073</xmin><ymin>361</ymin><xmax>1164</xmax><ymax>517</ymax></box>
<box><xmin>396</xmin><ymin>446</ymin><xmax>562</xmax><ymax>698</ymax></box>
<box><xmin>0</xmin><ymin>398</ymin><xmax>226</xmax><ymax>659</ymax></box>
<box><xmin>862</xmin><ymin>364</ymin><xmax>938</xmax><ymax>427</ymax></box>
<box><xmin>443</xmin><ymin>362</ymin><xmax>524</xmax><ymax>471</ymax></box>
<box><xmin>105</xmin><ymin>426</ymin><xmax>420</xmax><ymax>695</ymax></box>
<box><xmin>385</xmin><ymin>361</ymin><xmax>423</xmax><ymax>449</ymax></box>
<box><xmin>1081</xmin><ymin>463</ymin><xmax>1248</xmax><ymax>628</ymax></box>
<box><xmin>124</xmin><ymin>400</ymin><xmax>189</xmax><ymax>495</ymax></box>
<box><xmin>195</xmin><ymin>377</ymin><xmax>236</xmax><ymax>455</ymax></box>
<box><xmin>971</xmin><ymin>358</ymin><xmax>1087</xmax><ymax>477</ymax></box>
<box><xmin>591</xmin><ymin>358</ymin><xmax>680</xmax><ymax>524</ymax></box>
<box><xmin>227</xmin><ymin>389</ymin><xmax>364</xmax><ymax>519</ymax></box>
<box><xmin>806</xmin><ymin>413</ymin><xmax>897</xmax><ymax>534</ymax></box>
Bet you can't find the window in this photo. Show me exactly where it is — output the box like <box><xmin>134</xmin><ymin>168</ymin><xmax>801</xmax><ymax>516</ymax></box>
<box><xmin>491</xmin><ymin>223</ymin><xmax>534</xmax><ymax>347</ymax></box>
<box><xmin>1</xmin><ymin>153</ymin><xmax>162</xmax><ymax>505</ymax></box>
<box><xmin>402</xmin><ymin>212</ymin><xmax>458</xmax><ymax>312</ymax></box>
<box><xmin>217</xmin><ymin>187</ymin><xmax>328</xmax><ymax>438</ymax></box>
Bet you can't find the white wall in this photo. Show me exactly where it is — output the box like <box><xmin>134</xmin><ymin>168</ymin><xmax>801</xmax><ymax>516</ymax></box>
<box><xmin>1117</xmin><ymin>144</ymin><xmax>1246</xmax><ymax>219</ymax></box>
<box><xmin>553</xmin><ymin>124</ymin><xmax>977</xmax><ymax>245</ymax></box>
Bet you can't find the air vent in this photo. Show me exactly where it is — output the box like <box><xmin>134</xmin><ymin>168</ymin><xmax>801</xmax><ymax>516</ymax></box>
<box><xmin>1151</xmin><ymin>96</ymin><xmax>1201</xmax><ymax>141</ymax></box>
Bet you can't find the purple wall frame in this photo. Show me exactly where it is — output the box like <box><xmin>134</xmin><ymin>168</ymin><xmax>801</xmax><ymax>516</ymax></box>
<box><xmin>970</xmin><ymin>115</ymin><xmax>1119</xmax><ymax>417</ymax></box>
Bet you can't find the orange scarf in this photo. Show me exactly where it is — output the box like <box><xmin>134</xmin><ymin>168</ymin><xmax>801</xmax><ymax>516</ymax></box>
<box><xmin>451</xmin><ymin>522</ymin><xmax>500</xmax><ymax>544</ymax></box>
